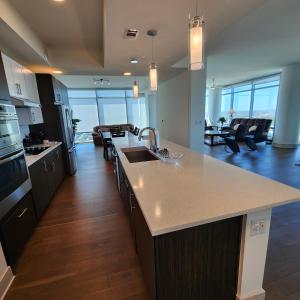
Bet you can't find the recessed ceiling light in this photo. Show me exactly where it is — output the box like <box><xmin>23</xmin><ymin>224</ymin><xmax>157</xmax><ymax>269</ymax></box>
<box><xmin>123</xmin><ymin>72</ymin><xmax>132</xmax><ymax>76</ymax></box>
<box><xmin>53</xmin><ymin>0</ymin><xmax>65</xmax><ymax>2</ymax></box>
<box><xmin>53</xmin><ymin>70</ymin><xmax>63</xmax><ymax>74</ymax></box>
<box><xmin>130</xmin><ymin>58</ymin><xmax>139</xmax><ymax>64</ymax></box>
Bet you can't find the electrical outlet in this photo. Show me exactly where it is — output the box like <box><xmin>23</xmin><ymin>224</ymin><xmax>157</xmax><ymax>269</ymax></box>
<box><xmin>250</xmin><ymin>219</ymin><xmax>266</xmax><ymax>236</ymax></box>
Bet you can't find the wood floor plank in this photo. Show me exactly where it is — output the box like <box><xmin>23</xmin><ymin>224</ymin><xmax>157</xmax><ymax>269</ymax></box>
<box><xmin>4</xmin><ymin>144</ymin><xmax>146</xmax><ymax>300</ymax></box>
<box><xmin>204</xmin><ymin>143</ymin><xmax>300</xmax><ymax>300</ymax></box>
<box><xmin>4</xmin><ymin>143</ymin><xmax>300</xmax><ymax>300</ymax></box>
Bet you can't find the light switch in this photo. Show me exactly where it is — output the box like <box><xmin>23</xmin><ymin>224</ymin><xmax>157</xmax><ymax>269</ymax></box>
<box><xmin>250</xmin><ymin>219</ymin><xmax>266</xmax><ymax>236</ymax></box>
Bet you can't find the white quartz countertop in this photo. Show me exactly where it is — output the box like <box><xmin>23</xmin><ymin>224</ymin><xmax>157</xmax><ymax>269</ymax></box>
<box><xmin>25</xmin><ymin>142</ymin><xmax>62</xmax><ymax>167</ymax></box>
<box><xmin>113</xmin><ymin>134</ymin><xmax>300</xmax><ymax>236</ymax></box>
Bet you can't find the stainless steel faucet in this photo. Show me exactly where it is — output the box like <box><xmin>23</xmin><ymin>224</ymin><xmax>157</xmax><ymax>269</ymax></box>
<box><xmin>138</xmin><ymin>127</ymin><xmax>158</xmax><ymax>152</ymax></box>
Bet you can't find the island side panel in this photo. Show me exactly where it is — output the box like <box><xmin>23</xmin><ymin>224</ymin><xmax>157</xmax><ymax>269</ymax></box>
<box><xmin>236</xmin><ymin>209</ymin><xmax>272</xmax><ymax>300</ymax></box>
<box><xmin>154</xmin><ymin>216</ymin><xmax>242</xmax><ymax>300</ymax></box>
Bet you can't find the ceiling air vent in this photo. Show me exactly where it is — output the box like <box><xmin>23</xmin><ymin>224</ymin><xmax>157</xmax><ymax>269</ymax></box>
<box><xmin>124</xmin><ymin>29</ymin><xmax>139</xmax><ymax>40</ymax></box>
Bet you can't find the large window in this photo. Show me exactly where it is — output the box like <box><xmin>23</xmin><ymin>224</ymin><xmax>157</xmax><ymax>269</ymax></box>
<box><xmin>252</xmin><ymin>81</ymin><xmax>279</xmax><ymax>121</ymax></box>
<box><xmin>71</xmin><ymin>98</ymin><xmax>99</xmax><ymax>132</ymax></box>
<box><xmin>221</xmin><ymin>75</ymin><xmax>280</xmax><ymax>125</ymax></box>
<box><xmin>221</xmin><ymin>91</ymin><xmax>231</xmax><ymax>116</ymax></box>
<box><xmin>233</xmin><ymin>90</ymin><xmax>251</xmax><ymax>118</ymax></box>
<box><xmin>97</xmin><ymin>90</ymin><xmax>128</xmax><ymax>125</ymax></box>
<box><xmin>69</xmin><ymin>89</ymin><xmax>149</xmax><ymax>142</ymax></box>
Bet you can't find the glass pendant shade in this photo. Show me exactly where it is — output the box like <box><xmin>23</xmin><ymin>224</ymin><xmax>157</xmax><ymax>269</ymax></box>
<box><xmin>189</xmin><ymin>16</ymin><xmax>205</xmax><ymax>71</ymax></box>
<box><xmin>133</xmin><ymin>80</ymin><xmax>139</xmax><ymax>98</ymax></box>
<box><xmin>149</xmin><ymin>63</ymin><xmax>158</xmax><ymax>91</ymax></box>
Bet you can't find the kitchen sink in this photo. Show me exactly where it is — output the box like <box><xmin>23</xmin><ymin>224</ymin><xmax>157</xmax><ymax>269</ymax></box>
<box><xmin>121</xmin><ymin>147</ymin><xmax>159</xmax><ymax>163</ymax></box>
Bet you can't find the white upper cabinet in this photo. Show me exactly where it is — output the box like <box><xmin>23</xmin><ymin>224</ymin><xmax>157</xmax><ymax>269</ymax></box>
<box><xmin>1</xmin><ymin>53</ymin><xmax>40</xmax><ymax>103</ymax></box>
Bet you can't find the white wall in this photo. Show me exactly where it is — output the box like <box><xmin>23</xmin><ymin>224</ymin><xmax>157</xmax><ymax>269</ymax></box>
<box><xmin>0</xmin><ymin>245</ymin><xmax>6</xmax><ymax>278</ymax></box>
<box><xmin>273</xmin><ymin>63</ymin><xmax>300</xmax><ymax>148</ymax></box>
<box><xmin>157</xmin><ymin>71</ymin><xmax>190</xmax><ymax>147</ymax></box>
<box><xmin>189</xmin><ymin>69</ymin><xmax>206</xmax><ymax>152</ymax></box>
<box><xmin>148</xmin><ymin>92</ymin><xmax>157</xmax><ymax>128</ymax></box>
<box><xmin>0</xmin><ymin>243</ymin><xmax>14</xmax><ymax>299</ymax></box>
<box><xmin>208</xmin><ymin>87</ymin><xmax>222</xmax><ymax>126</ymax></box>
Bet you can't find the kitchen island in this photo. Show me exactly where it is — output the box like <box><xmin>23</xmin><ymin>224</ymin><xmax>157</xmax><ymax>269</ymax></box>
<box><xmin>112</xmin><ymin>133</ymin><xmax>300</xmax><ymax>300</ymax></box>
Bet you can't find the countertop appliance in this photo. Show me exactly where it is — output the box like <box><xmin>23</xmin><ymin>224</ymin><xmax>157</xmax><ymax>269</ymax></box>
<box><xmin>0</xmin><ymin>103</ymin><xmax>31</xmax><ymax>219</ymax></box>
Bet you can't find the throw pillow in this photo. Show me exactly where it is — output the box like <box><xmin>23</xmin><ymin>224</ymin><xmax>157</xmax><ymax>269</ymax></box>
<box><xmin>249</xmin><ymin>125</ymin><xmax>257</xmax><ymax>133</ymax></box>
<box><xmin>233</xmin><ymin>124</ymin><xmax>240</xmax><ymax>131</ymax></box>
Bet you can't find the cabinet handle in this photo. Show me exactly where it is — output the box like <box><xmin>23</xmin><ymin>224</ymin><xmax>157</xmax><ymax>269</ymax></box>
<box><xmin>17</xmin><ymin>208</ymin><xmax>28</xmax><ymax>218</ymax></box>
<box><xmin>43</xmin><ymin>160</ymin><xmax>48</xmax><ymax>172</ymax></box>
<box><xmin>15</xmin><ymin>83</ymin><xmax>19</xmax><ymax>95</ymax></box>
<box><xmin>52</xmin><ymin>161</ymin><xmax>56</xmax><ymax>172</ymax></box>
<box><xmin>129</xmin><ymin>193</ymin><xmax>136</xmax><ymax>212</ymax></box>
<box><xmin>125</xmin><ymin>179</ymin><xmax>129</xmax><ymax>188</ymax></box>
<box><xmin>19</xmin><ymin>84</ymin><xmax>22</xmax><ymax>95</ymax></box>
<box><xmin>56</xmin><ymin>150</ymin><xmax>60</xmax><ymax>161</ymax></box>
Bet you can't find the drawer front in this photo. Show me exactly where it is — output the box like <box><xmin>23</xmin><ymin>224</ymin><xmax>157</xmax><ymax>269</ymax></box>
<box><xmin>29</xmin><ymin>158</ymin><xmax>51</xmax><ymax>219</ymax></box>
<box><xmin>1</xmin><ymin>193</ymin><xmax>37</xmax><ymax>265</ymax></box>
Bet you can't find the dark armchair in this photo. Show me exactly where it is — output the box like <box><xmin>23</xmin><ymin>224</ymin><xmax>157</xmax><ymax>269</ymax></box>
<box><xmin>224</xmin><ymin>124</ymin><xmax>247</xmax><ymax>153</ymax></box>
<box><xmin>205</xmin><ymin>120</ymin><xmax>218</xmax><ymax>131</ymax></box>
<box><xmin>245</xmin><ymin>125</ymin><xmax>268</xmax><ymax>151</ymax></box>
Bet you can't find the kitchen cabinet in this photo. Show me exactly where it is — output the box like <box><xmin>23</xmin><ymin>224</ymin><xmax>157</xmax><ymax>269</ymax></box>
<box><xmin>17</xmin><ymin>107</ymin><xmax>44</xmax><ymax>125</ymax></box>
<box><xmin>118</xmin><ymin>159</ymin><xmax>241</xmax><ymax>300</ymax></box>
<box><xmin>1</xmin><ymin>53</ymin><xmax>40</xmax><ymax>103</ymax></box>
<box><xmin>29</xmin><ymin>157</ymin><xmax>51</xmax><ymax>219</ymax></box>
<box><xmin>0</xmin><ymin>52</ymin><xmax>10</xmax><ymax>102</ymax></box>
<box><xmin>119</xmin><ymin>161</ymin><xmax>136</xmax><ymax>244</ymax></box>
<box><xmin>0</xmin><ymin>193</ymin><xmax>37</xmax><ymax>265</ymax></box>
<box><xmin>29</xmin><ymin>145</ymin><xmax>65</xmax><ymax>219</ymax></box>
<box><xmin>52</xmin><ymin>77</ymin><xmax>64</xmax><ymax>105</ymax></box>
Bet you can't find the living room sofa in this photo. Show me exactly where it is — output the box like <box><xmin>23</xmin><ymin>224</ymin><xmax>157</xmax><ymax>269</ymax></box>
<box><xmin>92</xmin><ymin>124</ymin><xmax>134</xmax><ymax>145</ymax></box>
<box><xmin>222</xmin><ymin>118</ymin><xmax>272</xmax><ymax>136</ymax></box>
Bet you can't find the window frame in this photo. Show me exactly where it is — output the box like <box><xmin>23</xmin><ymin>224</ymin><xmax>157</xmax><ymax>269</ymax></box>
<box><xmin>221</xmin><ymin>74</ymin><xmax>281</xmax><ymax>122</ymax></box>
<box><xmin>68</xmin><ymin>88</ymin><xmax>148</xmax><ymax>128</ymax></box>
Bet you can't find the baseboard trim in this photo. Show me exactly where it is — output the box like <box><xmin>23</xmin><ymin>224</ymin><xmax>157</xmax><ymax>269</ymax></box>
<box><xmin>272</xmin><ymin>142</ymin><xmax>299</xmax><ymax>149</ymax></box>
<box><xmin>236</xmin><ymin>289</ymin><xmax>265</xmax><ymax>300</ymax></box>
<box><xmin>0</xmin><ymin>267</ymin><xmax>14</xmax><ymax>300</ymax></box>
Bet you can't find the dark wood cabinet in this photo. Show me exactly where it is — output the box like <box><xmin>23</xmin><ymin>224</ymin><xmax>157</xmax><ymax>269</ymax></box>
<box><xmin>29</xmin><ymin>157</ymin><xmax>52</xmax><ymax>218</ymax></box>
<box><xmin>34</xmin><ymin>74</ymin><xmax>69</xmax><ymax>143</ymax></box>
<box><xmin>119</xmin><ymin>163</ymin><xmax>136</xmax><ymax>242</ymax></box>
<box><xmin>52</xmin><ymin>77</ymin><xmax>63</xmax><ymax>105</ymax></box>
<box><xmin>29</xmin><ymin>145</ymin><xmax>65</xmax><ymax>219</ymax></box>
<box><xmin>0</xmin><ymin>193</ymin><xmax>37</xmax><ymax>265</ymax></box>
<box><xmin>53</xmin><ymin>147</ymin><xmax>65</xmax><ymax>189</ymax></box>
<box><xmin>118</xmin><ymin>159</ymin><xmax>242</xmax><ymax>300</ymax></box>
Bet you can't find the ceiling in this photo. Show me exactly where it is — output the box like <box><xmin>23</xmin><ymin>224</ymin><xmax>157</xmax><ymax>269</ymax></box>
<box><xmin>206</xmin><ymin>0</ymin><xmax>300</xmax><ymax>86</ymax></box>
<box><xmin>9</xmin><ymin>0</ymin><xmax>104</xmax><ymax>74</ymax></box>
<box><xmin>2</xmin><ymin>0</ymin><xmax>265</xmax><ymax>80</ymax></box>
<box><xmin>56</xmin><ymin>75</ymin><xmax>149</xmax><ymax>90</ymax></box>
<box><xmin>2</xmin><ymin>0</ymin><xmax>300</xmax><ymax>88</ymax></box>
<box><xmin>175</xmin><ymin>0</ymin><xmax>300</xmax><ymax>86</ymax></box>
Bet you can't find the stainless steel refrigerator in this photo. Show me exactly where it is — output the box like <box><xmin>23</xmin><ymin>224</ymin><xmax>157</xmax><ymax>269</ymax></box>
<box><xmin>58</xmin><ymin>105</ymin><xmax>77</xmax><ymax>175</ymax></box>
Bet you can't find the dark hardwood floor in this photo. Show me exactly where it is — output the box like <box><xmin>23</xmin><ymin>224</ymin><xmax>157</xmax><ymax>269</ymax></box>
<box><xmin>4</xmin><ymin>142</ymin><xmax>300</xmax><ymax>300</ymax></box>
<box><xmin>204</xmin><ymin>143</ymin><xmax>300</xmax><ymax>300</ymax></box>
<box><xmin>4</xmin><ymin>144</ymin><xmax>147</xmax><ymax>300</ymax></box>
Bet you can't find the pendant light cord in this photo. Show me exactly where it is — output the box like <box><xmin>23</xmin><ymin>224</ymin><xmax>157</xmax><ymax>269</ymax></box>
<box><xmin>151</xmin><ymin>37</ymin><xmax>154</xmax><ymax>62</ymax></box>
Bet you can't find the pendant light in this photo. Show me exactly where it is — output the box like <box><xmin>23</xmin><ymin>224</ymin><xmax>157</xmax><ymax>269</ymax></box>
<box><xmin>132</xmin><ymin>58</ymin><xmax>139</xmax><ymax>99</ymax></box>
<box><xmin>147</xmin><ymin>30</ymin><xmax>158</xmax><ymax>91</ymax></box>
<box><xmin>189</xmin><ymin>0</ymin><xmax>205</xmax><ymax>71</ymax></box>
<box><xmin>133</xmin><ymin>80</ymin><xmax>139</xmax><ymax>98</ymax></box>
